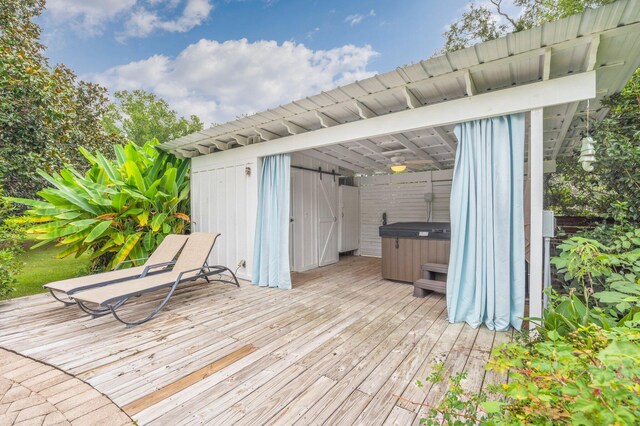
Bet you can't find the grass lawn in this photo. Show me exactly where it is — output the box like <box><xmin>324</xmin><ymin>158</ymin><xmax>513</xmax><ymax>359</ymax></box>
<box><xmin>2</xmin><ymin>244</ymin><xmax>91</xmax><ymax>300</ymax></box>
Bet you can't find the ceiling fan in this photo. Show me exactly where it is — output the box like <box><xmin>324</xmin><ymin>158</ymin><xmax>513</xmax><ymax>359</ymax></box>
<box><xmin>387</xmin><ymin>155</ymin><xmax>432</xmax><ymax>172</ymax></box>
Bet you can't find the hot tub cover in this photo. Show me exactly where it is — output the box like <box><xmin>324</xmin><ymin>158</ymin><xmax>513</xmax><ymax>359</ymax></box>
<box><xmin>379</xmin><ymin>222</ymin><xmax>451</xmax><ymax>240</ymax></box>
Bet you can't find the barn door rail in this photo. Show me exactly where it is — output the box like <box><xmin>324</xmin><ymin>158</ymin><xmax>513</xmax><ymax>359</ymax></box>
<box><xmin>291</xmin><ymin>165</ymin><xmax>339</xmax><ymax>181</ymax></box>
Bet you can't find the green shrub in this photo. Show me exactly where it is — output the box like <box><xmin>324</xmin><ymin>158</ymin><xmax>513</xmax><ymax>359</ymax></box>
<box><xmin>8</xmin><ymin>140</ymin><xmax>190</xmax><ymax>270</ymax></box>
<box><xmin>418</xmin><ymin>324</ymin><xmax>640</xmax><ymax>425</ymax></box>
<box><xmin>0</xmin><ymin>187</ymin><xmax>25</xmax><ymax>297</ymax></box>
<box><xmin>487</xmin><ymin>324</ymin><xmax>640</xmax><ymax>425</ymax></box>
<box><xmin>417</xmin><ymin>230</ymin><xmax>640</xmax><ymax>425</ymax></box>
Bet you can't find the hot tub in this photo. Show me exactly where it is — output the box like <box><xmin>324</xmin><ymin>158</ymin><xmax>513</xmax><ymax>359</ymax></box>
<box><xmin>379</xmin><ymin>222</ymin><xmax>451</xmax><ymax>282</ymax></box>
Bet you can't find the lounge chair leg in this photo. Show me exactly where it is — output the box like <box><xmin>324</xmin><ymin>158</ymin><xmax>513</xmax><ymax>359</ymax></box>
<box><xmin>207</xmin><ymin>266</ymin><xmax>241</xmax><ymax>287</ymax></box>
<box><xmin>77</xmin><ymin>299</ymin><xmax>127</xmax><ymax>317</ymax></box>
<box><xmin>107</xmin><ymin>264</ymin><xmax>241</xmax><ymax>327</ymax></box>
<box><xmin>49</xmin><ymin>289</ymin><xmax>75</xmax><ymax>306</ymax></box>
<box><xmin>109</xmin><ymin>284</ymin><xmax>179</xmax><ymax>327</ymax></box>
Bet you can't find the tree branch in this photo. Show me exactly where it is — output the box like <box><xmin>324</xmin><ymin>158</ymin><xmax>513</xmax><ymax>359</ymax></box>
<box><xmin>490</xmin><ymin>0</ymin><xmax>519</xmax><ymax>30</ymax></box>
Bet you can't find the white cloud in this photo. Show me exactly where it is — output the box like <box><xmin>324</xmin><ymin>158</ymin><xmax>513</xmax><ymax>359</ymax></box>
<box><xmin>91</xmin><ymin>39</ymin><xmax>378</xmax><ymax>125</ymax></box>
<box><xmin>120</xmin><ymin>0</ymin><xmax>213</xmax><ymax>39</ymax></box>
<box><xmin>45</xmin><ymin>0</ymin><xmax>213</xmax><ymax>38</ymax></box>
<box><xmin>345</xmin><ymin>9</ymin><xmax>376</xmax><ymax>26</ymax></box>
<box><xmin>46</xmin><ymin>0</ymin><xmax>137</xmax><ymax>35</ymax></box>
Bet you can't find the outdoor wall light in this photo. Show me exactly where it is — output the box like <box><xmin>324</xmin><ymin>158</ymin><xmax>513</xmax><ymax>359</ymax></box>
<box><xmin>578</xmin><ymin>136</ymin><xmax>596</xmax><ymax>172</ymax></box>
<box><xmin>390</xmin><ymin>164</ymin><xmax>407</xmax><ymax>173</ymax></box>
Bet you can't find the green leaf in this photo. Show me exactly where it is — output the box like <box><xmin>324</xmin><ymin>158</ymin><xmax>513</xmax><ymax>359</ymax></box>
<box><xmin>84</xmin><ymin>220</ymin><xmax>112</xmax><ymax>243</ymax></box>
<box><xmin>151</xmin><ymin>213</ymin><xmax>167</xmax><ymax>232</ymax></box>
<box><xmin>547</xmin><ymin>330</ymin><xmax>560</xmax><ymax>341</ymax></box>
<box><xmin>113</xmin><ymin>232</ymin><xmax>125</xmax><ymax>246</ymax></box>
<box><xmin>112</xmin><ymin>193</ymin><xmax>129</xmax><ymax>211</ymax></box>
<box><xmin>480</xmin><ymin>401</ymin><xmax>504</xmax><ymax>414</ymax></box>
<box><xmin>125</xmin><ymin>160</ymin><xmax>146</xmax><ymax>192</ymax></box>
<box><xmin>597</xmin><ymin>340</ymin><xmax>640</xmax><ymax>365</ymax></box>
<box><xmin>111</xmin><ymin>233</ymin><xmax>143</xmax><ymax>268</ymax></box>
<box><xmin>142</xmin><ymin>232</ymin><xmax>154</xmax><ymax>251</ymax></box>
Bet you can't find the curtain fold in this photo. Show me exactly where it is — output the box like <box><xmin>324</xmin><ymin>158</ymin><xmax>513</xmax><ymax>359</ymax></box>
<box><xmin>252</xmin><ymin>154</ymin><xmax>292</xmax><ymax>289</ymax></box>
<box><xmin>446</xmin><ymin>113</ymin><xmax>526</xmax><ymax>331</ymax></box>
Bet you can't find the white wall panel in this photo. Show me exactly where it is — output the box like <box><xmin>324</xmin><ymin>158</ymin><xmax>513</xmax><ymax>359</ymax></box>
<box><xmin>191</xmin><ymin>155</ymin><xmax>258</xmax><ymax>280</ymax></box>
<box><xmin>339</xmin><ymin>186</ymin><xmax>360</xmax><ymax>253</ymax></box>
<box><xmin>357</xmin><ymin>169</ymin><xmax>453</xmax><ymax>257</ymax></box>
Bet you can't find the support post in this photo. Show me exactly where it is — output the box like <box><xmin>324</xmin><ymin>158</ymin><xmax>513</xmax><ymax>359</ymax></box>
<box><xmin>529</xmin><ymin>108</ymin><xmax>544</xmax><ymax>330</ymax></box>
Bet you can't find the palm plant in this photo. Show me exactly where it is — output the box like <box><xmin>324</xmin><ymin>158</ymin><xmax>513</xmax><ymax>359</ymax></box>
<box><xmin>8</xmin><ymin>140</ymin><xmax>190</xmax><ymax>270</ymax></box>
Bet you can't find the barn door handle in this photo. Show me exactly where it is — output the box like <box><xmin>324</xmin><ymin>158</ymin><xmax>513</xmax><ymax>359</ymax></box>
<box><xmin>395</xmin><ymin>237</ymin><xmax>399</xmax><ymax>249</ymax></box>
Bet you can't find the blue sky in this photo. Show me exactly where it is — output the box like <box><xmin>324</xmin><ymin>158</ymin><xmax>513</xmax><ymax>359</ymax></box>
<box><xmin>40</xmin><ymin>0</ymin><xmax>480</xmax><ymax>124</ymax></box>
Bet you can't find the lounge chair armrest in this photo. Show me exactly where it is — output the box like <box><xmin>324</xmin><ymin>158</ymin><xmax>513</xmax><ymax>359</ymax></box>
<box><xmin>175</xmin><ymin>267</ymin><xmax>211</xmax><ymax>282</ymax></box>
<box><xmin>116</xmin><ymin>257</ymin><xmax>149</xmax><ymax>270</ymax></box>
<box><xmin>140</xmin><ymin>261</ymin><xmax>176</xmax><ymax>277</ymax></box>
<box><xmin>175</xmin><ymin>265</ymin><xmax>237</xmax><ymax>283</ymax></box>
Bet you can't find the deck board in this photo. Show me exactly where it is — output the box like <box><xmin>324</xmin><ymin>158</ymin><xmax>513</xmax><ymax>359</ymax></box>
<box><xmin>0</xmin><ymin>256</ymin><xmax>511</xmax><ymax>425</ymax></box>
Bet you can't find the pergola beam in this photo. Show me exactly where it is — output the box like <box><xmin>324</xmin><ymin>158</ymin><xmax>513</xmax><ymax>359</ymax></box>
<box><xmin>355</xmin><ymin>100</ymin><xmax>376</xmax><ymax>119</ymax></box>
<box><xmin>542</xmin><ymin>48</ymin><xmax>552</xmax><ymax>80</ymax></box>
<box><xmin>254</xmin><ymin>128</ymin><xmax>279</xmax><ymax>141</ymax></box>
<box><xmin>302</xmin><ymin>149</ymin><xmax>369</xmax><ymax>175</ymax></box>
<box><xmin>316</xmin><ymin>111</ymin><xmax>339</xmax><ymax>128</ymax></box>
<box><xmin>586</xmin><ymin>34</ymin><xmax>601</xmax><ymax>72</ymax></box>
<box><xmin>326</xmin><ymin>145</ymin><xmax>389</xmax><ymax>173</ymax></box>
<box><xmin>195</xmin><ymin>144</ymin><xmax>215</xmax><ymax>155</ymax></box>
<box><xmin>189</xmin><ymin>72</ymin><xmax>596</xmax><ymax>164</ymax></box>
<box><xmin>551</xmin><ymin>101</ymin><xmax>581</xmax><ymax>159</ymax></box>
<box><xmin>164</xmin><ymin>28</ymin><xmax>611</xmax><ymax>154</ymax></box>
<box><xmin>464</xmin><ymin>70</ymin><xmax>476</xmax><ymax>96</ymax></box>
<box><xmin>392</xmin><ymin>134</ymin><xmax>442</xmax><ymax>170</ymax></box>
<box><xmin>403</xmin><ymin>87</ymin><xmax>421</xmax><ymax>109</ymax></box>
<box><xmin>176</xmin><ymin>149</ymin><xmax>198</xmax><ymax>158</ymax></box>
<box><xmin>282</xmin><ymin>120</ymin><xmax>307</xmax><ymax>135</ymax></box>
<box><xmin>551</xmin><ymin>35</ymin><xmax>601</xmax><ymax>159</ymax></box>
<box><xmin>357</xmin><ymin>140</ymin><xmax>384</xmax><ymax>154</ymax></box>
<box><xmin>230</xmin><ymin>134</ymin><xmax>249</xmax><ymax>146</ymax></box>
<box><xmin>431</xmin><ymin>127</ymin><xmax>457</xmax><ymax>152</ymax></box>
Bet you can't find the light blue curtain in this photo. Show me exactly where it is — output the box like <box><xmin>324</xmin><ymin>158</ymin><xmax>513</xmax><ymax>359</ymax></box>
<box><xmin>252</xmin><ymin>154</ymin><xmax>292</xmax><ymax>289</ymax></box>
<box><xmin>446</xmin><ymin>113</ymin><xmax>526</xmax><ymax>331</ymax></box>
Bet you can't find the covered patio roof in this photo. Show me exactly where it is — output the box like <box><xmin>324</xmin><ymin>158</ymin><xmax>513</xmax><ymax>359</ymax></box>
<box><xmin>159</xmin><ymin>0</ymin><xmax>640</xmax><ymax>175</ymax></box>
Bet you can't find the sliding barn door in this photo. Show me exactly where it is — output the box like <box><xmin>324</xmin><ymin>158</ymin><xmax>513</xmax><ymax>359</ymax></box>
<box><xmin>318</xmin><ymin>175</ymin><xmax>339</xmax><ymax>266</ymax></box>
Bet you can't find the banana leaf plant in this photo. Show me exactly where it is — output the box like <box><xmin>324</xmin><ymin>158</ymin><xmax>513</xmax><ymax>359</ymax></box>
<box><xmin>8</xmin><ymin>139</ymin><xmax>190</xmax><ymax>270</ymax></box>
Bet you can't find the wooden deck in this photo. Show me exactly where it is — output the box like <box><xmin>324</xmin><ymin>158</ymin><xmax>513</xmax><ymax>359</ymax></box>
<box><xmin>0</xmin><ymin>256</ymin><xmax>511</xmax><ymax>425</ymax></box>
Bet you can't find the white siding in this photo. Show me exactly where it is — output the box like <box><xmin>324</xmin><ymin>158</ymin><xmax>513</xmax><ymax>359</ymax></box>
<box><xmin>357</xmin><ymin>170</ymin><xmax>453</xmax><ymax>257</ymax></box>
<box><xmin>339</xmin><ymin>186</ymin><xmax>360</xmax><ymax>253</ymax></box>
<box><xmin>190</xmin><ymin>155</ymin><xmax>258</xmax><ymax>281</ymax></box>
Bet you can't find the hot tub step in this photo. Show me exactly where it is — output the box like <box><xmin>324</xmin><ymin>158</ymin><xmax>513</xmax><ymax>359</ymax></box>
<box><xmin>413</xmin><ymin>278</ymin><xmax>446</xmax><ymax>297</ymax></box>
<box><xmin>421</xmin><ymin>263</ymin><xmax>449</xmax><ymax>274</ymax></box>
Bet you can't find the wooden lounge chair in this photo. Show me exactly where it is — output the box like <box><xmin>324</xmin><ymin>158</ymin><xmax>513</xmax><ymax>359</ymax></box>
<box><xmin>45</xmin><ymin>234</ymin><xmax>189</xmax><ymax>308</ymax></box>
<box><xmin>70</xmin><ymin>232</ymin><xmax>240</xmax><ymax>326</ymax></box>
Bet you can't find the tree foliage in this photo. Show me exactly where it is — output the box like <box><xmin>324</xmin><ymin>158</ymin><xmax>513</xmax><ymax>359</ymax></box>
<box><xmin>0</xmin><ymin>0</ymin><xmax>125</xmax><ymax>200</ymax></box>
<box><xmin>9</xmin><ymin>141</ymin><xmax>190</xmax><ymax>271</ymax></box>
<box><xmin>439</xmin><ymin>0</ymin><xmax>616</xmax><ymax>54</ymax></box>
<box><xmin>0</xmin><ymin>185</ymin><xmax>25</xmax><ymax>297</ymax></box>
<box><xmin>103</xmin><ymin>90</ymin><xmax>204</xmax><ymax>146</ymax></box>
